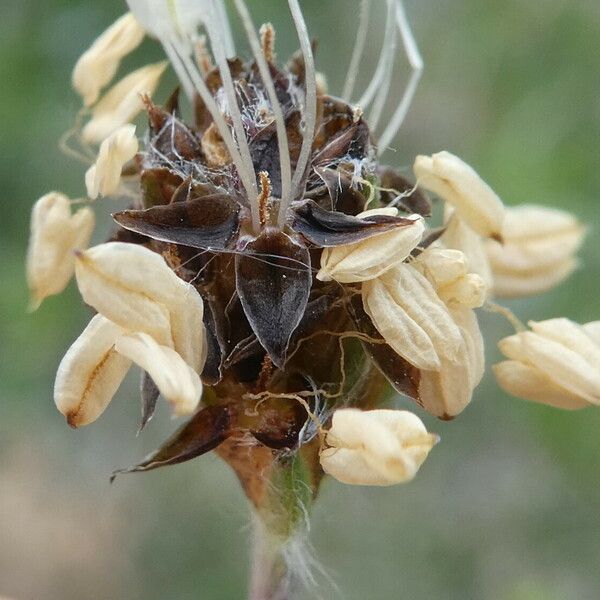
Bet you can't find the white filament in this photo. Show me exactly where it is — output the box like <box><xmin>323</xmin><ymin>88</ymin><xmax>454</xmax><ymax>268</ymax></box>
<box><xmin>342</xmin><ymin>0</ymin><xmax>371</xmax><ymax>101</ymax></box>
<box><xmin>369</xmin><ymin>0</ymin><xmax>398</xmax><ymax>130</ymax></box>
<box><xmin>213</xmin><ymin>0</ymin><xmax>235</xmax><ymax>57</ymax></box>
<box><xmin>127</xmin><ymin>0</ymin><xmax>259</xmax><ymax>221</ymax></box>
<box><xmin>205</xmin><ymin>5</ymin><xmax>260</xmax><ymax>229</ymax></box>
<box><xmin>232</xmin><ymin>0</ymin><xmax>292</xmax><ymax>210</ymax></box>
<box><xmin>356</xmin><ymin>0</ymin><xmax>396</xmax><ymax>110</ymax></box>
<box><xmin>377</xmin><ymin>0</ymin><xmax>424</xmax><ymax>153</ymax></box>
<box><xmin>282</xmin><ymin>0</ymin><xmax>318</xmax><ymax>226</ymax></box>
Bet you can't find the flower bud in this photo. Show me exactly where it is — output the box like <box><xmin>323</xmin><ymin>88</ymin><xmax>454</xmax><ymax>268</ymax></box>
<box><xmin>54</xmin><ymin>315</ymin><xmax>132</xmax><ymax>427</ymax></box>
<box><xmin>114</xmin><ymin>332</ymin><xmax>202</xmax><ymax>416</ymax></box>
<box><xmin>82</xmin><ymin>62</ymin><xmax>167</xmax><ymax>144</ymax></box>
<box><xmin>72</xmin><ymin>13</ymin><xmax>145</xmax><ymax>107</ymax></box>
<box><xmin>26</xmin><ymin>192</ymin><xmax>95</xmax><ymax>310</ymax></box>
<box><xmin>74</xmin><ymin>242</ymin><xmax>206</xmax><ymax>372</ymax></box>
<box><xmin>414</xmin><ymin>151</ymin><xmax>505</xmax><ymax>239</ymax></box>
<box><xmin>85</xmin><ymin>125</ymin><xmax>138</xmax><ymax>198</ymax></box>
<box><xmin>317</xmin><ymin>212</ymin><xmax>425</xmax><ymax>283</ymax></box>
<box><xmin>414</xmin><ymin>247</ymin><xmax>487</xmax><ymax>308</ymax></box>
<box><xmin>362</xmin><ymin>263</ymin><xmax>463</xmax><ymax>370</ymax></box>
<box><xmin>485</xmin><ymin>205</ymin><xmax>585</xmax><ymax>298</ymax></box>
<box><xmin>494</xmin><ymin>318</ymin><xmax>600</xmax><ymax>409</ymax></box>
<box><xmin>319</xmin><ymin>409</ymin><xmax>438</xmax><ymax>486</ymax></box>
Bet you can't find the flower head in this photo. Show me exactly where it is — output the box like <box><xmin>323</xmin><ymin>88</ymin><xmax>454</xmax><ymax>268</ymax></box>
<box><xmin>26</xmin><ymin>1</ymin><xmax>598</xmax><ymax>595</ymax></box>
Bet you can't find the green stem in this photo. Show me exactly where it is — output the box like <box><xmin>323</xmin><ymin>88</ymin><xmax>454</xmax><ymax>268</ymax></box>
<box><xmin>248</xmin><ymin>454</ymin><xmax>315</xmax><ymax>600</ymax></box>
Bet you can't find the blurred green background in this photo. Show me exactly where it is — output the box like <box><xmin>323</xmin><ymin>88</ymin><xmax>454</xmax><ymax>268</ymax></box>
<box><xmin>1</xmin><ymin>1</ymin><xmax>599</xmax><ymax>598</ymax></box>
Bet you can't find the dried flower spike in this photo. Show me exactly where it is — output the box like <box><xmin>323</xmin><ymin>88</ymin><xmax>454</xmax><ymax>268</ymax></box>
<box><xmin>27</xmin><ymin>1</ymin><xmax>598</xmax><ymax>597</ymax></box>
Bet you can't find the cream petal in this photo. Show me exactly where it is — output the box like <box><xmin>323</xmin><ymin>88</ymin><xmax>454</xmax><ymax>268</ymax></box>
<box><xmin>319</xmin><ymin>447</ymin><xmax>399</xmax><ymax>486</ymax></box>
<box><xmin>453</xmin><ymin>306</ymin><xmax>485</xmax><ymax>385</ymax></box>
<box><xmin>583</xmin><ymin>321</ymin><xmax>600</xmax><ymax>346</ymax></box>
<box><xmin>75</xmin><ymin>250</ymin><xmax>173</xmax><ymax>345</ymax></box>
<box><xmin>85</xmin><ymin>125</ymin><xmax>139</xmax><ymax>198</ymax></box>
<box><xmin>320</xmin><ymin>409</ymin><xmax>437</xmax><ymax>486</ymax></box>
<box><xmin>362</xmin><ymin>277</ymin><xmax>441</xmax><ymax>370</ymax></box>
<box><xmin>115</xmin><ymin>332</ymin><xmax>202</xmax><ymax>416</ymax></box>
<box><xmin>418</xmin><ymin>307</ymin><xmax>484</xmax><ymax>418</ymax></box>
<box><xmin>415</xmin><ymin>247</ymin><xmax>468</xmax><ymax>285</ymax></box>
<box><xmin>26</xmin><ymin>192</ymin><xmax>95</xmax><ymax>309</ymax></box>
<box><xmin>382</xmin><ymin>264</ymin><xmax>464</xmax><ymax>362</ymax></box>
<box><xmin>438</xmin><ymin>273</ymin><xmax>487</xmax><ymax>308</ymax></box>
<box><xmin>54</xmin><ymin>315</ymin><xmax>132</xmax><ymax>427</ymax></box>
<box><xmin>82</xmin><ymin>62</ymin><xmax>167</xmax><ymax>144</ymax></box>
<box><xmin>74</xmin><ymin>242</ymin><xmax>206</xmax><ymax>370</ymax></box>
<box><xmin>517</xmin><ymin>332</ymin><xmax>600</xmax><ymax>404</ymax></box>
<box><xmin>493</xmin><ymin>361</ymin><xmax>590</xmax><ymax>410</ymax></box>
<box><xmin>418</xmin><ymin>359</ymin><xmax>472</xmax><ymax>419</ymax></box>
<box><xmin>317</xmin><ymin>217</ymin><xmax>424</xmax><ymax>283</ymax></box>
<box><xmin>491</xmin><ymin>258</ymin><xmax>578</xmax><ymax>298</ymax></box>
<box><xmin>414</xmin><ymin>152</ymin><xmax>505</xmax><ymax>238</ymax></box>
<box><xmin>441</xmin><ymin>212</ymin><xmax>493</xmax><ymax>289</ymax></box>
<box><xmin>72</xmin><ymin>13</ymin><xmax>145</xmax><ymax>107</ymax></box>
<box><xmin>529</xmin><ymin>318</ymin><xmax>600</xmax><ymax>369</ymax></box>
<box><xmin>486</xmin><ymin>229</ymin><xmax>584</xmax><ymax>274</ymax></box>
<box><xmin>501</xmin><ymin>204</ymin><xmax>584</xmax><ymax>240</ymax></box>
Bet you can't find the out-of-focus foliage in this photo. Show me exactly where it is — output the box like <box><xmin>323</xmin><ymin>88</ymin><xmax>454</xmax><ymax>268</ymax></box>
<box><xmin>0</xmin><ymin>1</ymin><xmax>599</xmax><ymax>598</ymax></box>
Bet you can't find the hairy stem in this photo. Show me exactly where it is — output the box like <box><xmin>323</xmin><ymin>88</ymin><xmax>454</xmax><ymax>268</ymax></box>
<box><xmin>249</xmin><ymin>518</ymin><xmax>291</xmax><ymax>600</ymax></box>
<box><xmin>248</xmin><ymin>454</ymin><xmax>315</xmax><ymax>600</ymax></box>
